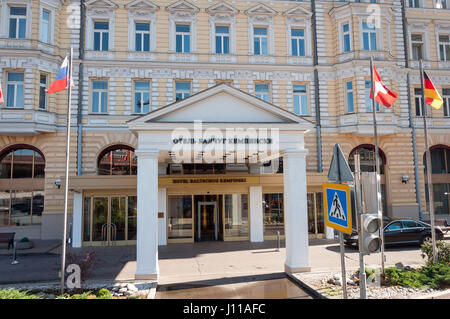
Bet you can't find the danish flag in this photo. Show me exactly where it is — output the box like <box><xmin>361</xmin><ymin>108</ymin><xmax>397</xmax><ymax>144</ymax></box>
<box><xmin>370</xmin><ymin>65</ymin><xmax>398</xmax><ymax>108</ymax></box>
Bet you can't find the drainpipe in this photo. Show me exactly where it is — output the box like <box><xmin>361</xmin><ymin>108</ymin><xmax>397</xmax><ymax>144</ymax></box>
<box><xmin>311</xmin><ymin>0</ymin><xmax>323</xmax><ymax>173</ymax></box>
<box><xmin>77</xmin><ymin>0</ymin><xmax>85</xmax><ymax>176</ymax></box>
<box><xmin>401</xmin><ymin>0</ymin><xmax>423</xmax><ymax>220</ymax></box>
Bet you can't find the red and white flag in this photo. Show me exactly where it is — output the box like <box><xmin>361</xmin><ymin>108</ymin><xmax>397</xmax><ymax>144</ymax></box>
<box><xmin>370</xmin><ymin>66</ymin><xmax>398</xmax><ymax>108</ymax></box>
<box><xmin>0</xmin><ymin>83</ymin><xmax>4</xmax><ymax>104</ymax></box>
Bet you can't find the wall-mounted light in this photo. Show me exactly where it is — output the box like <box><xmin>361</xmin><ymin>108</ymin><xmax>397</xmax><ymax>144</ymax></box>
<box><xmin>401</xmin><ymin>175</ymin><xmax>410</xmax><ymax>184</ymax></box>
<box><xmin>55</xmin><ymin>179</ymin><xmax>61</xmax><ymax>189</ymax></box>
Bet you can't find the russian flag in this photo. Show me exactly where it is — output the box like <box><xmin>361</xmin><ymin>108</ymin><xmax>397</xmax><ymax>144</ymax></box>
<box><xmin>46</xmin><ymin>56</ymin><xmax>69</xmax><ymax>94</ymax></box>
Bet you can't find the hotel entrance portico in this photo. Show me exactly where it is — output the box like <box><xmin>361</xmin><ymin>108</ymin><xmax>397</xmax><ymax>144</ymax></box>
<box><xmin>71</xmin><ymin>84</ymin><xmax>314</xmax><ymax>280</ymax></box>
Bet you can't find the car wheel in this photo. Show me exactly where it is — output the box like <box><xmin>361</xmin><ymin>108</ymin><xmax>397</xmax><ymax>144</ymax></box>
<box><xmin>420</xmin><ymin>235</ymin><xmax>431</xmax><ymax>245</ymax></box>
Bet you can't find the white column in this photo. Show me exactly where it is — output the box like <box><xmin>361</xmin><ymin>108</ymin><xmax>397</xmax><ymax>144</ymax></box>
<box><xmin>249</xmin><ymin>186</ymin><xmax>264</xmax><ymax>242</ymax></box>
<box><xmin>283</xmin><ymin>150</ymin><xmax>310</xmax><ymax>273</ymax></box>
<box><xmin>72</xmin><ymin>192</ymin><xmax>82</xmax><ymax>248</ymax></box>
<box><xmin>158</xmin><ymin>188</ymin><xmax>167</xmax><ymax>246</ymax></box>
<box><xmin>135</xmin><ymin>151</ymin><xmax>159</xmax><ymax>280</ymax></box>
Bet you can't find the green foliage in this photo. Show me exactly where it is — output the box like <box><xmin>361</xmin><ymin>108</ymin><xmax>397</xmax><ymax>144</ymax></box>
<box><xmin>355</xmin><ymin>267</ymin><xmax>378</xmax><ymax>283</ymax></box>
<box><xmin>19</xmin><ymin>237</ymin><xmax>30</xmax><ymax>242</ymax></box>
<box><xmin>96</xmin><ymin>288</ymin><xmax>112</xmax><ymax>299</ymax></box>
<box><xmin>386</xmin><ymin>262</ymin><xmax>450</xmax><ymax>289</ymax></box>
<box><xmin>420</xmin><ymin>240</ymin><xmax>450</xmax><ymax>265</ymax></box>
<box><xmin>0</xmin><ymin>289</ymin><xmax>41</xmax><ymax>299</ymax></box>
<box><xmin>56</xmin><ymin>291</ymin><xmax>92</xmax><ymax>299</ymax></box>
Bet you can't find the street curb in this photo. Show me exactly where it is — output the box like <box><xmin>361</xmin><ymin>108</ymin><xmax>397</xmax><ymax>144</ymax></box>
<box><xmin>286</xmin><ymin>273</ymin><xmax>328</xmax><ymax>299</ymax></box>
<box><xmin>411</xmin><ymin>289</ymin><xmax>450</xmax><ymax>299</ymax></box>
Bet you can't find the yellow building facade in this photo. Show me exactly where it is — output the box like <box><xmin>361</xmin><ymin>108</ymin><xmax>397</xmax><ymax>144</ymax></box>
<box><xmin>0</xmin><ymin>0</ymin><xmax>449</xmax><ymax>249</ymax></box>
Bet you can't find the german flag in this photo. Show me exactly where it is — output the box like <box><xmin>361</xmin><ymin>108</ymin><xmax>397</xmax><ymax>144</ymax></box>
<box><xmin>424</xmin><ymin>71</ymin><xmax>443</xmax><ymax>109</ymax></box>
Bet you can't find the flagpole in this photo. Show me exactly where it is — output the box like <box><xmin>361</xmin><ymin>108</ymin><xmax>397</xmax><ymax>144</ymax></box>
<box><xmin>419</xmin><ymin>59</ymin><xmax>438</xmax><ymax>262</ymax></box>
<box><xmin>370</xmin><ymin>57</ymin><xmax>386</xmax><ymax>277</ymax></box>
<box><xmin>60</xmin><ymin>47</ymin><xmax>73</xmax><ymax>295</ymax></box>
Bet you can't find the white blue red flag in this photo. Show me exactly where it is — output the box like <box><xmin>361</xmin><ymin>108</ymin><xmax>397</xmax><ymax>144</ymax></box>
<box><xmin>46</xmin><ymin>56</ymin><xmax>69</xmax><ymax>94</ymax></box>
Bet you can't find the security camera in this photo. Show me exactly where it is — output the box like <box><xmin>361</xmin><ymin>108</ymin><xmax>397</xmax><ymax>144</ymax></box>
<box><xmin>401</xmin><ymin>175</ymin><xmax>410</xmax><ymax>184</ymax></box>
<box><xmin>55</xmin><ymin>179</ymin><xmax>61</xmax><ymax>189</ymax></box>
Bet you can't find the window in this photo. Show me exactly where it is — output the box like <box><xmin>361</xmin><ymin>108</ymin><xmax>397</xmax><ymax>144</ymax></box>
<box><xmin>98</xmin><ymin>146</ymin><xmax>136</xmax><ymax>175</ymax></box>
<box><xmin>175</xmin><ymin>81</ymin><xmax>191</xmax><ymax>101</ymax></box>
<box><xmin>94</xmin><ymin>21</ymin><xmax>109</xmax><ymax>51</ymax></box>
<box><xmin>386</xmin><ymin>221</ymin><xmax>402</xmax><ymax>231</ymax></box>
<box><xmin>362</xmin><ymin>22</ymin><xmax>377</xmax><ymax>51</ymax></box>
<box><xmin>41</xmin><ymin>9</ymin><xmax>51</xmax><ymax>44</ymax></box>
<box><xmin>176</xmin><ymin>24</ymin><xmax>191</xmax><ymax>53</ymax></box>
<box><xmin>91</xmin><ymin>81</ymin><xmax>108</xmax><ymax>113</ymax></box>
<box><xmin>414</xmin><ymin>88</ymin><xmax>425</xmax><ymax>117</ymax></box>
<box><xmin>348</xmin><ymin>145</ymin><xmax>386</xmax><ymax>175</ymax></box>
<box><xmin>135</xmin><ymin>22</ymin><xmax>150</xmax><ymax>52</ymax></box>
<box><xmin>342</xmin><ymin>23</ymin><xmax>351</xmax><ymax>53</ymax></box>
<box><xmin>425</xmin><ymin>183</ymin><xmax>450</xmax><ymax>215</ymax></box>
<box><xmin>443</xmin><ymin>88</ymin><xmax>450</xmax><ymax>117</ymax></box>
<box><xmin>9</xmin><ymin>7</ymin><xmax>27</xmax><ymax>39</ymax></box>
<box><xmin>263</xmin><ymin>194</ymin><xmax>284</xmax><ymax>237</ymax></box>
<box><xmin>6</xmin><ymin>72</ymin><xmax>24</xmax><ymax>108</ymax></box>
<box><xmin>436</xmin><ymin>0</ymin><xmax>447</xmax><ymax>8</ymax></box>
<box><xmin>439</xmin><ymin>35</ymin><xmax>450</xmax><ymax>61</ymax></box>
<box><xmin>39</xmin><ymin>74</ymin><xmax>48</xmax><ymax>110</ymax></box>
<box><xmin>224</xmin><ymin>194</ymin><xmax>249</xmax><ymax>239</ymax></box>
<box><xmin>411</xmin><ymin>34</ymin><xmax>423</xmax><ymax>60</ymax></box>
<box><xmin>292</xmin><ymin>84</ymin><xmax>308</xmax><ymax>115</ymax></box>
<box><xmin>291</xmin><ymin>29</ymin><xmax>305</xmax><ymax>57</ymax></box>
<box><xmin>346</xmin><ymin>81</ymin><xmax>354</xmax><ymax>113</ymax></box>
<box><xmin>253</xmin><ymin>27</ymin><xmax>268</xmax><ymax>56</ymax></box>
<box><xmin>134</xmin><ymin>81</ymin><xmax>150</xmax><ymax>114</ymax></box>
<box><xmin>215</xmin><ymin>25</ymin><xmax>230</xmax><ymax>54</ymax></box>
<box><xmin>365</xmin><ymin>80</ymin><xmax>380</xmax><ymax>112</ymax></box>
<box><xmin>0</xmin><ymin>146</ymin><xmax>45</xmax><ymax>227</ymax></box>
<box><xmin>424</xmin><ymin>146</ymin><xmax>450</xmax><ymax>174</ymax></box>
<box><xmin>307</xmin><ymin>192</ymin><xmax>324</xmax><ymax>235</ymax></box>
<box><xmin>409</xmin><ymin>0</ymin><xmax>421</xmax><ymax>7</ymax></box>
<box><xmin>167</xmin><ymin>195</ymin><xmax>193</xmax><ymax>240</ymax></box>
<box><xmin>255</xmin><ymin>83</ymin><xmax>270</xmax><ymax>102</ymax></box>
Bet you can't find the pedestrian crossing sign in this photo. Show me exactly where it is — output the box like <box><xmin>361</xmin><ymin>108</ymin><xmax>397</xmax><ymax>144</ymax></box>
<box><xmin>323</xmin><ymin>183</ymin><xmax>352</xmax><ymax>234</ymax></box>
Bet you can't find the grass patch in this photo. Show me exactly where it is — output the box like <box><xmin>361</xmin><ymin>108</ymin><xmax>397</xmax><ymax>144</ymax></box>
<box><xmin>0</xmin><ymin>289</ymin><xmax>41</xmax><ymax>299</ymax></box>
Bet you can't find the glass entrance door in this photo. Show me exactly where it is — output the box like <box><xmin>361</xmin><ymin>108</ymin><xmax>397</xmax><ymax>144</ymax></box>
<box><xmin>197</xmin><ymin>202</ymin><xmax>218</xmax><ymax>241</ymax></box>
<box><xmin>84</xmin><ymin>195</ymin><xmax>136</xmax><ymax>245</ymax></box>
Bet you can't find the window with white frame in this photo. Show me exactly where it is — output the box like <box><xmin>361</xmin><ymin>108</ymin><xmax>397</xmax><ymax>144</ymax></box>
<box><xmin>362</xmin><ymin>22</ymin><xmax>377</xmax><ymax>51</ymax></box>
<box><xmin>436</xmin><ymin>0</ymin><xmax>447</xmax><ymax>8</ymax></box>
<box><xmin>253</xmin><ymin>27</ymin><xmax>268</xmax><ymax>56</ymax></box>
<box><xmin>134</xmin><ymin>81</ymin><xmax>150</xmax><ymax>114</ymax></box>
<box><xmin>443</xmin><ymin>88</ymin><xmax>450</xmax><ymax>117</ymax></box>
<box><xmin>39</xmin><ymin>74</ymin><xmax>48</xmax><ymax>110</ymax></box>
<box><xmin>439</xmin><ymin>35</ymin><xmax>450</xmax><ymax>61</ymax></box>
<box><xmin>135</xmin><ymin>22</ymin><xmax>150</xmax><ymax>52</ymax></box>
<box><xmin>175</xmin><ymin>24</ymin><xmax>191</xmax><ymax>53</ymax></box>
<box><xmin>40</xmin><ymin>9</ymin><xmax>51</xmax><ymax>44</ymax></box>
<box><xmin>91</xmin><ymin>81</ymin><xmax>108</xmax><ymax>113</ymax></box>
<box><xmin>291</xmin><ymin>28</ymin><xmax>305</xmax><ymax>57</ymax></box>
<box><xmin>215</xmin><ymin>25</ymin><xmax>230</xmax><ymax>54</ymax></box>
<box><xmin>365</xmin><ymin>80</ymin><xmax>380</xmax><ymax>112</ymax></box>
<box><xmin>414</xmin><ymin>88</ymin><xmax>425</xmax><ymax>117</ymax></box>
<box><xmin>94</xmin><ymin>21</ymin><xmax>109</xmax><ymax>51</ymax></box>
<box><xmin>175</xmin><ymin>81</ymin><xmax>191</xmax><ymax>101</ymax></box>
<box><xmin>346</xmin><ymin>81</ymin><xmax>354</xmax><ymax>113</ymax></box>
<box><xmin>255</xmin><ymin>83</ymin><xmax>270</xmax><ymax>102</ymax></box>
<box><xmin>9</xmin><ymin>6</ymin><xmax>27</xmax><ymax>39</ymax></box>
<box><xmin>342</xmin><ymin>23</ymin><xmax>351</xmax><ymax>53</ymax></box>
<box><xmin>292</xmin><ymin>84</ymin><xmax>308</xmax><ymax>115</ymax></box>
<box><xmin>409</xmin><ymin>0</ymin><xmax>421</xmax><ymax>7</ymax></box>
<box><xmin>411</xmin><ymin>34</ymin><xmax>424</xmax><ymax>60</ymax></box>
<box><xmin>6</xmin><ymin>72</ymin><xmax>24</xmax><ymax>108</ymax></box>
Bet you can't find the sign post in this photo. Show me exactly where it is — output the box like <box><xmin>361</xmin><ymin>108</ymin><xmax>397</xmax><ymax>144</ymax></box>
<box><xmin>325</xmin><ymin>144</ymin><xmax>354</xmax><ymax>299</ymax></box>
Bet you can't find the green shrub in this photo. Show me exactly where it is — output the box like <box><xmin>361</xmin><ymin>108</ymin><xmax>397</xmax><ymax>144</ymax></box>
<box><xmin>385</xmin><ymin>267</ymin><xmax>425</xmax><ymax>288</ymax></box>
<box><xmin>96</xmin><ymin>288</ymin><xmax>112</xmax><ymax>299</ymax></box>
<box><xmin>386</xmin><ymin>262</ymin><xmax>450</xmax><ymax>289</ymax></box>
<box><xmin>56</xmin><ymin>291</ymin><xmax>92</xmax><ymax>299</ymax></box>
<box><xmin>19</xmin><ymin>237</ymin><xmax>30</xmax><ymax>243</ymax></box>
<box><xmin>419</xmin><ymin>262</ymin><xmax>450</xmax><ymax>289</ymax></box>
<box><xmin>0</xmin><ymin>289</ymin><xmax>41</xmax><ymax>299</ymax></box>
<box><xmin>420</xmin><ymin>240</ymin><xmax>450</xmax><ymax>265</ymax></box>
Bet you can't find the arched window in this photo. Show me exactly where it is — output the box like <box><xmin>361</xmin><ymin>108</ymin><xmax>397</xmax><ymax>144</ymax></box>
<box><xmin>423</xmin><ymin>145</ymin><xmax>450</xmax><ymax>174</ymax></box>
<box><xmin>98</xmin><ymin>145</ymin><xmax>137</xmax><ymax>175</ymax></box>
<box><xmin>0</xmin><ymin>145</ymin><xmax>45</xmax><ymax>179</ymax></box>
<box><xmin>348</xmin><ymin>144</ymin><xmax>386</xmax><ymax>174</ymax></box>
<box><xmin>0</xmin><ymin>145</ymin><xmax>45</xmax><ymax>227</ymax></box>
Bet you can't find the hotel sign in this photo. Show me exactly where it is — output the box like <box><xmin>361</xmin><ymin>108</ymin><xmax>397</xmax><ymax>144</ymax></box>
<box><xmin>159</xmin><ymin>176</ymin><xmax>260</xmax><ymax>186</ymax></box>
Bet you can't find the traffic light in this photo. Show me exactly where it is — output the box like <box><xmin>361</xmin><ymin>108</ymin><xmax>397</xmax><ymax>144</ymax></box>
<box><xmin>361</xmin><ymin>214</ymin><xmax>382</xmax><ymax>254</ymax></box>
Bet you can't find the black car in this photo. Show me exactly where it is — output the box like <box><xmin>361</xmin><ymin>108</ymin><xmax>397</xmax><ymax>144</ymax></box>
<box><xmin>344</xmin><ymin>219</ymin><xmax>444</xmax><ymax>247</ymax></box>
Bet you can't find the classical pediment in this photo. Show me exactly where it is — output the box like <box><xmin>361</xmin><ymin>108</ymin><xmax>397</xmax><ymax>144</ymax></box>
<box><xmin>125</xmin><ymin>0</ymin><xmax>159</xmax><ymax>11</ymax></box>
<box><xmin>85</xmin><ymin>0</ymin><xmax>119</xmax><ymax>8</ymax></box>
<box><xmin>245</xmin><ymin>3</ymin><xmax>277</xmax><ymax>17</ymax></box>
<box><xmin>284</xmin><ymin>5</ymin><xmax>312</xmax><ymax>18</ymax></box>
<box><xmin>166</xmin><ymin>0</ymin><xmax>199</xmax><ymax>13</ymax></box>
<box><xmin>207</xmin><ymin>1</ymin><xmax>238</xmax><ymax>15</ymax></box>
<box><xmin>128</xmin><ymin>84</ymin><xmax>314</xmax><ymax>127</ymax></box>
